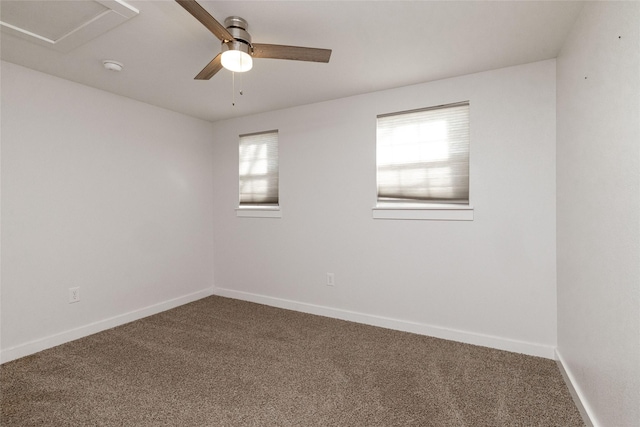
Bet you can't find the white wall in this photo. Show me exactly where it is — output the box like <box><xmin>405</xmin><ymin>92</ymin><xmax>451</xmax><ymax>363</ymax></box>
<box><xmin>0</xmin><ymin>61</ymin><xmax>215</xmax><ymax>362</ymax></box>
<box><xmin>211</xmin><ymin>60</ymin><xmax>558</xmax><ymax>358</ymax></box>
<box><xmin>556</xmin><ymin>2</ymin><xmax>640</xmax><ymax>426</ymax></box>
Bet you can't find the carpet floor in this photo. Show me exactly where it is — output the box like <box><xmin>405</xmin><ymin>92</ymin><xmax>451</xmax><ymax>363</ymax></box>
<box><xmin>1</xmin><ymin>296</ymin><xmax>584</xmax><ymax>426</ymax></box>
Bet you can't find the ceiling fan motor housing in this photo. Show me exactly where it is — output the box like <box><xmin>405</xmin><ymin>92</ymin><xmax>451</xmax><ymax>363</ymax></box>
<box><xmin>221</xmin><ymin>16</ymin><xmax>252</xmax><ymax>55</ymax></box>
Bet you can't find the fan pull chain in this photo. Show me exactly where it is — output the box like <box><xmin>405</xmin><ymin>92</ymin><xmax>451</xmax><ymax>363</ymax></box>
<box><xmin>231</xmin><ymin>72</ymin><xmax>245</xmax><ymax>107</ymax></box>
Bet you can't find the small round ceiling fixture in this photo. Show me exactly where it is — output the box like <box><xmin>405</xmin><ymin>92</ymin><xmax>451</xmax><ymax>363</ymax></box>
<box><xmin>102</xmin><ymin>60</ymin><xmax>123</xmax><ymax>72</ymax></box>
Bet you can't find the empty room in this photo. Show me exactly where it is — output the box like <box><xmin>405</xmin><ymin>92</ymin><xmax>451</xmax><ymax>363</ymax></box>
<box><xmin>1</xmin><ymin>1</ymin><xmax>638</xmax><ymax>426</ymax></box>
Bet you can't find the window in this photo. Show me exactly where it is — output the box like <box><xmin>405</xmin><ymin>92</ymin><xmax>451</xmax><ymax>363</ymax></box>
<box><xmin>237</xmin><ymin>130</ymin><xmax>280</xmax><ymax>217</ymax></box>
<box><xmin>374</xmin><ymin>102</ymin><xmax>473</xmax><ymax>220</ymax></box>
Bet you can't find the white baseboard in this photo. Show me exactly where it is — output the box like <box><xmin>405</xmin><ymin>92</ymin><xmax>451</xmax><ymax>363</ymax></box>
<box><xmin>555</xmin><ymin>349</ymin><xmax>597</xmax><ymax>427</ymax></box>
<box><xmin>213</xmin><ymin>287</ymin><xmax>556</xmax><ymax>359</ymax></box>
<box><xmin>0</xmin><ymin>288</ymin><xmax>214</xmax><ymax>364</ymax></box>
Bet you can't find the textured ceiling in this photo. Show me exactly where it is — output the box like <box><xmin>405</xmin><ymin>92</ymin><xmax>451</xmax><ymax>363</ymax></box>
<box><xmin>0</xmin><ymin>1</ymin><xmax>584</xmax><ymax>122</ymax></box>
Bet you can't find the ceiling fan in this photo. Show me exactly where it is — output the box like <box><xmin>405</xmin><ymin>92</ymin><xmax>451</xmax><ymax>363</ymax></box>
<box><xmin>176</xmin><ymin>0</ymin><xmax>332</xmax><ymax>80</ymax></box>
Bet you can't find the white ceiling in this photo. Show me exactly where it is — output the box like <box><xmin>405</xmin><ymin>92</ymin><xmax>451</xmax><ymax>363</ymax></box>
<box><xmin>0</xmin><ymin>0</ymin><xmax>584</xmax><ymax>122</ymax></box>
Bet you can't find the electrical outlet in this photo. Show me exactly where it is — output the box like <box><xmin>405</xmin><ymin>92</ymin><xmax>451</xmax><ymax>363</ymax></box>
<box><xmin>69</xmin><ymin>287</ymin><xmax>80</xmax><ymax>304</ymax></box>
<box><xmin>326</xmin><ymin>273</ymin><xmax>335</xmax><ymax>287</ymax></box>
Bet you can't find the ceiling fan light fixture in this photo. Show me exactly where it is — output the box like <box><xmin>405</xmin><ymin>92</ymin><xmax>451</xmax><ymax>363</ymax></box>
<box><xmin>221</xmin><ymin>41</ymin><xmax>253</xmax><ymax>73</ymax></box>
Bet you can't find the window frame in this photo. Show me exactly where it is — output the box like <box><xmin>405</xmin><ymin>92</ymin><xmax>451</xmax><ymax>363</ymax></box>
<box><xmin>236</xmin><ymin>129</ymin><xmax>282</xmax><ymax>218</ymax></box>
<box><xmin>373</xmin><ymin>102</ymin><xmax>473</xmax><ymax>221</ymax></box>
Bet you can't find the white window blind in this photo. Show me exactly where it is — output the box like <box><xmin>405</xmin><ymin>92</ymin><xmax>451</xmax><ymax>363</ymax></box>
<box><xmin>376</xmin><ymin>102</ymin><xmax>470</xmax><ymax>204</ymax></box>
<box><xmin>239</xmin><ymin>130</ymin><xmax>278</xmax><ymax>206</ymax></box>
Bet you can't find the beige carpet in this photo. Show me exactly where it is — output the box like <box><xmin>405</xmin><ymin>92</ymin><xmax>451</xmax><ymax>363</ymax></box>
<box><xmin>1</xmin><ymin>296</ymin><xmax>584</xmax><ymax>426</ymax></box>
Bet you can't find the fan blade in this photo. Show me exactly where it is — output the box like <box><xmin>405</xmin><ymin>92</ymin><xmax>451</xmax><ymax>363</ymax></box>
<box><xmin>195</xmin><ymin>53</ymin><xmax>223</xmax><ymax>80</ymax></box>
<box><xmin>176</xmin><ymin>0</ymin><xmax>234</xmax><ymax>42</ymax></box>
<box><xmin>252</xmin><ymin>44</ymin><xmax>331</xmax><ymax>63</ymax></box>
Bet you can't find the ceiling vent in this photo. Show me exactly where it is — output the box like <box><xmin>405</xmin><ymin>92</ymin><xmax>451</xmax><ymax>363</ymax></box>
<box><xmin>0</xmin><ymin>0</ymin><xmax>138</xmax><ymax>53</ymax></box>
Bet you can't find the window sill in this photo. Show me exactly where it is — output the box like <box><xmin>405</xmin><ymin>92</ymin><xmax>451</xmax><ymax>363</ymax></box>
<box><xmin>236</xmin><ymin>207</ymin><xmax>282</xmax><ymax>218</ymax></box>
<box><xmin>372</xmin><ymin>204</ymin><xmax>474</xmax><ymax>221</ymax></box>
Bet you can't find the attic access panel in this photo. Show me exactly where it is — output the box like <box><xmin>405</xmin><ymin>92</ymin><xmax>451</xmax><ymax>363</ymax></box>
<box><xmin>0</xmin><ymin>0</ymin><xmax>138</xmax><ymax>52</ymax></box>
